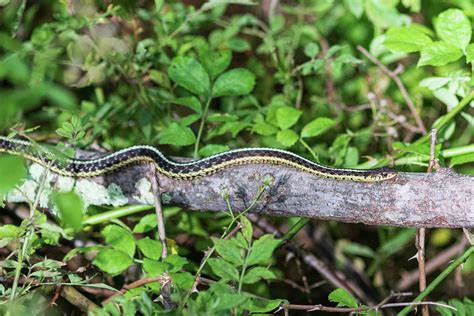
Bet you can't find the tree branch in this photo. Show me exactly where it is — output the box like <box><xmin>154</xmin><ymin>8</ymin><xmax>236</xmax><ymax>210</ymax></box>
<box><xmin>7</xmin><ymin>159</ymin><xmax>473</xmax><ymax>228</ymax></box>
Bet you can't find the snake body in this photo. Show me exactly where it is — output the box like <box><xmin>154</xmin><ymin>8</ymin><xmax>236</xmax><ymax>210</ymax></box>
<box><xmin>0</xmin><ymin>136</ymin><xmax>397</xmax><ymax>182</ymax></box>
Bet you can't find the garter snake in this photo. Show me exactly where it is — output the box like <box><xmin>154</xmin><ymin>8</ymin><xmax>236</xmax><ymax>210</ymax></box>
<box><xmin>0</xmin><ymin>136</ymin><xmax>397</xmax><ymax>182</ymax></box>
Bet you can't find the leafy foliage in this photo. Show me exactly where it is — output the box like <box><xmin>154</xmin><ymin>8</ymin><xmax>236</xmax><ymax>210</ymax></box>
<box><xmin>0</xmin><ymin>0</ymin><xmax>473</xmax><ymax>314</ymax></box>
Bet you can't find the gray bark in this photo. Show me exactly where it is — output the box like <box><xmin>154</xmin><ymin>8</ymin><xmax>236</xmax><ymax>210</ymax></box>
<box><xmin>8</xmin><ymin>159</ymin><xmax>473</xmax><ymax>228</ymax></box>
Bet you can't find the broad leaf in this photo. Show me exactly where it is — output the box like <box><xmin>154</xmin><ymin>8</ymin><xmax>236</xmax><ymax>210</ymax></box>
<box><xmin>435</xmin><ymin>9</ymin><xmax>471</xmax><ymax>51</ymax></box>
<box><xmin>212</xmin><ymin>68</ymin><xmax>256</xmax><ymax>97</ymax></box>
<box><xmin>207</xmin><ymin>258</ymin><xmax>240</xmax><ymax>281</ymax></box>
<box><xmin>159</xmin><ymin>122</ymin><xmax>196</xmax><ymax>146</ymax></box>
<box><xmin>275</xmin><ymin>106</ymin><xmax>302</xmax><ymax>130</ymax></box>
<box><xmin>211</xmin><ymin>237</ymin><xmax>244</xmax><ymax>266</ymax></box>
<box><xmin>276</xmin><ymin>129</ymin><xmax>299</xmax><ymax>147</ymax></box>
<box><xmin>93</xmin><ymin>248</ymin><xmax>133</xmax><ymax>275</ymax></box>
<box><xmin>137</xmin><ymin>237</ymin><xmax>162</xmax><ymax>260</ymax></box>
<box><xmin>242</xmin><ymin>267</ymin><xmax>276</xmax><ymax>284</ymax></box>
<box><xmin>52</xmin><ymin>191</ymin><xmax>83</xmax><ymax>230</ymax></box>
<box><xmin>418</xmin><ymin>42</ymin><xmax>463</xmax><ymax>67</ymax></box>
<box><xmin>101</xmin><ymin>225</ymin><xmax>136</xmax><ymax>258</ymax></box>
<box><xmin>0</xmin><ymin>154</ymin><xmax>26</xmax><ymax>197</ymax></box>
<box><xmin>384</xmin><ymin>26</ymin><xmax>432</xmax><ymax>53</ymax></box>
<box><xmin>301</xmin><ymin>117</ymin><xmax>336</xmax><ymax>138</ymax></box>
<box><xmin>247</xmin><ymin>234</ymin><xmax>280</xmax><ymax>266</ymax></box>
<box><xmin>168</xmin><ymin>56</ymin><xmax>210</xmax><ymax>96</ymax></box>
<box><xmin>328</xmin><ymin>288</ymin><xmax>358</xmax><ymax>308</ymax></box>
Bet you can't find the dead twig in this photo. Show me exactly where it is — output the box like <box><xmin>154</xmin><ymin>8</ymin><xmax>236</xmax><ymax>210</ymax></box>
<box><xmin>357</xmin><ymin>45</ymin><xmax>426</xmax><ymax>134</ymax></box>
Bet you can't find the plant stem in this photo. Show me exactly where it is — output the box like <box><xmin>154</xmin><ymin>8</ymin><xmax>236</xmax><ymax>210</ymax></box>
<box><xmin>194</xmin><ymin>96</ymin><xmax>212</xmax><ymax>158</ymax></box>
<box><xmin>83</xmin><ymin>205</ymin><xmax>154</xmax><ymax>226</ymax></box>
<box><xmin>299</xmin><ymin>139</ymin><xmax>318</xmax><ymax>162</ymax></box>
<box><xmin>397</xmin><ymin>246</ymin><xmax>474</xmax><ymax>316</ymax></box>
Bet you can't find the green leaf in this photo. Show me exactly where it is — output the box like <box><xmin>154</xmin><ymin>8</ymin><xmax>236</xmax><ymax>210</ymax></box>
<box><xmin>172</xmin><ymin>96</ymin><xmax>202</xmax><ymax>114</ymax></box>
<box><xmin>276</xmin><ymin>129</ymin><xmax>299</xmax><ymax>147</ymax></box>
<box><xmin>275</xmin><ymin>106</ymin><xmax>302</xmax><ymax>130</ymax></box>
<box><xmin>159</xmin><ymin>122</ymin><xmax>196</xmax><ymax>146</ymax></box>
<box><xmin>207</xmin><ymin>113</ymin><xmax>239</xmax><ymax>122</ymax></box>
<box><xmin>417</xmin><ymin>42</ymin><xmax>463</xmax><ymax>67</ymax></box>
<box><xmin>450</xmin><ymin>153</ymin><xmax>474</xmax><ymax>167</ymax></box>
<box><xmin>245</xmin><ymin>298</ymin><xmax>285</xmax><ymax>313</ymax></box>
<box><xmin>384</xmin><ymin>26</ymin><xmax>432</xmax><ymax>53</ymax></box>
<box><xmin>242</xmin><ymin>267</ymin><xmax>276</xmax><ymax>284</ymax></box>
<box><xmin>168</xmin><ymin>56</ymin><xmax>210</xmax><ymax>96</ymax></box>
<box><xmin>212</xmin><ymin>68</ymin><xmax>256</xmax><ymax>97</ymax></box>
<box><xmin>199</xmin><ymin>49</ymin><xmax>232</xmax><ymax>79</ymax></box>
<box><xmin>207</xmin><ymin>258</ymin><xmax>240</xmax><ymax>281</ymax></box>
<box><xmin>0</xmin><ymin>154</ymin><xmax>26</xmax><ymax>197</ymax></box>
<box><xmin>101</xmin><ymin>225</ymin><xmax>136</xmax><ymax>258</ymax></box>
<box><xmin>211</xmin><ymin>237</ymin><xmax>244</xmax><ymax>266</ymax></box>
<box><xmin>435</xmin><ymin>9</ymin><xmax>471</xmax><ymax>51</ymax></box>
<box><xmin>240</xmin><ymin>216</ymin><xmax>253</xmax><ymax>243</ymax></box>
<box><xmin>341</xmin><ymin>241</ymin><xmax>376</xmax><ymax>258</ymax></box>
<box><xmin>379</xmin><ymin>228</ymin><xmax>416</xmax><ymax>257</ymax></box>
<box><xmin>252</xmin><ymin>121</ymin><xmax>278</xmax><ymax>136</ymax></box>
<box><xmin>0</xmin><ymin>224</ymin><xmax>21</xmax><ymax>238</ymax></box>
<box><xmin>137</xmin><ymin>237</ymin><xmax>162</xmax><ymax>260</ymax></box>
<box><xmin>247</xmin><ymin>234</ymin><xmax>281</xmax><ymax>266</ymax></box>
<box><xmin>328</xmin><ymin>288</ymin><xmax>358</xmax><ymax>308</ymax></box>
<box><xmin>466</xmin><ymin>44</ymin><xmax>474</xmax><ymax>63</ymax></box>
<box><xmin>301</xmin><ymin>117</ymin><xmax>337</xmax><ymax>138</ymax></box>
<box><xmin>52</xmin><ymin>191</ymin><xmax>83</xmax><ymax>230</ymax></box>
<box><xmin>343</xmin><ymin>0</ymin><xmax>363</xmax><ymax>18</ymax></box>
<box><xmin>198</xmin><ymin>144</ymin><xmax>229</xmax><ymax>157</ymax></box>
<box><xmin>132</xmin><ymin>214</ymin><xmax>157</xmax><ymax>233</ymax></box>
<box><xmin>93</xmin><ymin>248</ymin><xmax>133</xmax><ymax>275</ymax></box>
<box><xmin>304</xmin><ymin>43</ymin><xmax>320</xmax><ymax>57</ymax></box>
<box><xmin>143</xmin><ymin>258</ymin><xmax>167</xmax><ymax>276</ymax></box>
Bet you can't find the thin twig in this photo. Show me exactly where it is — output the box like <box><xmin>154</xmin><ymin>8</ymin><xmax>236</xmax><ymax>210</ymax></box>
<box><xmin>102</xmin><ymin>276</ymin><xmax>169</xmax><ymax>304</ymax></box>
<box><xmin>150</xmin><ymin>166</ymin><xmax>168</xmax><ymax>259</ymax></box>
<box><xmin>357</xmin><ymin>45</ymin><xmax>426</xmax><ymax>133</ymax></box>
<box><xmin>397</xmin><ymin>237</ymin><xmax>468</xmax><ymax>290</ymax></box>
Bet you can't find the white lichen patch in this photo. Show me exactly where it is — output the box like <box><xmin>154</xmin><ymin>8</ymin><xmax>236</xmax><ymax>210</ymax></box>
<box><xmin>132</xmin><ymin>178</ymin><xmax>155</xmax><ymax>204</ymax></box>
<box><xmin>106</xmin><ymin>183</ymin><xmax>129</xmax><ymax>206</ymax></box>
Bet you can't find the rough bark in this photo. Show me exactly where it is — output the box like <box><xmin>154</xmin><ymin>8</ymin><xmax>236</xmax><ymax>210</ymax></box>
<box><xmin>8</xmin><ymin>159</ymin><xmax>473</xmax><ymax>228</ymax></box>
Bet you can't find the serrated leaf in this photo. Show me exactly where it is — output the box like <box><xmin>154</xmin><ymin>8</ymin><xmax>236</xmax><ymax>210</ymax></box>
<box><xmin>301</xmin><ymin>117</ymin><xmax>336</xmax><ymax>138</ymax></box>
<box><xmin>199</xmin><ymin>49</ymin><xmax>232</xmax><ymax>79</ymax></box>
<box><xmin>275</xmin><ymin>106</ymin><xmax>302</xmax><ymax>130</ymax></box>
<box><xmin>211</xmin><ymin>237</ymin><xmax>244</xmax><ymax>266</ymax></box>
<box><xmin>52</xmin><ymin>191</ymin><xmax>83</xmax><ymax>230</ymax></box>
<box><xmin>207</xmin><ymin>258</ymin><xmax>240</xmax><ymax>281</ymax></box>
<box><xmin>435</xmin><ymin>9</ymin><xmax>471</xmax><ymax>51</ymax></box>
<box><xmin>168</xmin><ymin>56</ymin><xmax>210</xmax><ymax>96</ymax></box>
<box><xmin>101</xmin><ymin>225</ymin><xmax>136</xmax><ymax>258</ymax></box>
<box><xmin>212</xmin><ymin>68</ymin><xmax>256</xmax><ymax>97</ymax></box>
<box><xmin>418</xmin><ymin>42</ymin><xmax>463</xmax><ymax>67</ymax></box>
<box><xmin>328</xmin><ymin>288</ymin><xmax>358</xmax><ymax>308</ymax></box>
<box><xmin>384</xmin><ymin>26</ymin><xmax>432</xmax><ymax>53</ymax></box>
<box><xmin>93</xmin><ymin>248</ymin><xmax>133</xmax><ymax>275</ymax></box>
<box><xmin>137</xmin><ymin>237</ymin><xmax>162</xmax><ymax>260</ymax></box>
<box><xmin>247</xmin><ymin>234</ymin><xmax>280</xmax><ymax>266</ymax></box>
<box><xmin>276</xmin><ymin>129</ymin><xmax>299</xmax><ymax>147</ymax></box>
<box><xmin>242</xmin><ymin>267</ymin><xmax>276</xmax><ymax>284</ymax></box>
<box><xmin>159</xmin><ymin>122</ymin><xmax>196</xmax><ymax>146</ymax></box>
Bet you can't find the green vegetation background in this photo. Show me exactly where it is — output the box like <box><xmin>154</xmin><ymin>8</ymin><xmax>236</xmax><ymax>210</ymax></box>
<box><xmin>0</xmin><ymin>0</ymin><xmax>473</xmax><ymax>314</ymax></box>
